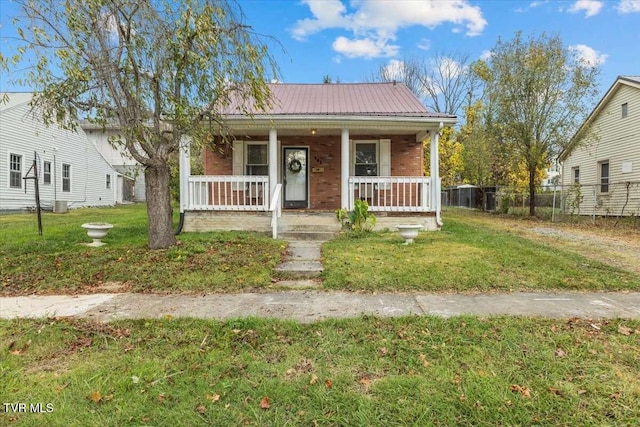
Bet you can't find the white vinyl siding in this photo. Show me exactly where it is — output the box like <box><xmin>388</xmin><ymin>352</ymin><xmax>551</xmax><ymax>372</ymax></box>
<box><xmin>0</xmin><ymin>93</ymin><xmax>117</xmax><ymax>210</ymax></box>
<box><xmin>561</xmin><ymin>80</ymin><xmax>640</xmax><ymax>214</ymax></box>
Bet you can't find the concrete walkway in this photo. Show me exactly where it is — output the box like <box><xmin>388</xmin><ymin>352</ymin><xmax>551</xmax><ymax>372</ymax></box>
<box><xmin>1</xmin><ymin>291</ymin><xmax>639</xmax><ymax>323</ymax></box>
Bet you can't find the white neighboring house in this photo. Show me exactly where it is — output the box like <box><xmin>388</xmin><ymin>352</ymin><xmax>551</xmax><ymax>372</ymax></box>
<box><xmin>0</xmin><ymin>93</ymin><xmax>118</xmax><ymax>211</ymax></box>
<box><xmin>80</xmin><ymin>121</ymin><xmax>146</xmax><ymax>203</ymax></box>
<box><xmin>559</xmin><ymin>76</ymin><xmax>640</xmax><ymax>215</ymax></box>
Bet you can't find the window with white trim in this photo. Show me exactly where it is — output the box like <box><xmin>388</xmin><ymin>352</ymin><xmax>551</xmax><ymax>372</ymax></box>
<box><xmin>9</xmin><ymin>154</ymin><xmax>22</xmax><ymax>188</ymax></box>
<box><xmin>62</xmin><ymin>163</ymin><xmax>71</xmax><ymax>192</ymax></box>
<box><xmin>354</xmin><ymin>142</ymin><xmax>378</xmax><ymax>176</ymax></box>
<box><xmin>572</xmin><ymin>166</ymin><xmax>580</xmax><ymax>184</ymax></box>
<box><xmin>622</xmin><ymin>102</ymin><xmax>628</xmax><ymax>118</ymax></box>
<box><xmin>245</xmin><ymin>143</ymin><xmax>268</xmax><ymax>176</ymax></box>
<box><xmin>598</xmin><ymin>161</ymin><xmax>609</xmax><ymax>193</ymax></box>
<box><xmin>106</xmin><ymin>174</ymin><xmax>111</xmax><ymax>189</ymax></box>
<box><xmin>43</xmin><ymin>161</ymin><xmax>51</xmax><ymax>185</ymax></box>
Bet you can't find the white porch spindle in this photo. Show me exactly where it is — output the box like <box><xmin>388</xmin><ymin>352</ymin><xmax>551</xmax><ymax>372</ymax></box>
<box><xmin>341</xmin><ymin>128</ymin><xmax>350</xmax><ymax>209</ymax></box>
<box><xmin>269</xmin><ymin>128</ymin><xmax>278</xmax><ymax>199</ymax></box>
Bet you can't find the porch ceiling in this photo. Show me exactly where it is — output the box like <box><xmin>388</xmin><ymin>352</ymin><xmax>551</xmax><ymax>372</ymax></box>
<box><xmin>219</xmin><ymin>115</ymin><xmax>453</xmax><ymax>138</ymax></box>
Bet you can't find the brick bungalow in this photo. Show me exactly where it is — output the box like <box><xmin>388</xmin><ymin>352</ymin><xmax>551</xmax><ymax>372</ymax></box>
<box><xmin>178</xmin><ymin>82</ymin><xmax>456</xmax><ymax>237</ymax></box>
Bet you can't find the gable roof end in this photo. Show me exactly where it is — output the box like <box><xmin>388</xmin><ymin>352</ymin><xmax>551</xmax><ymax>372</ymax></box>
<box><xmin>559</xmin><ymin>75</ymin><xmax>640</xmax><ymax>161</ymax></box>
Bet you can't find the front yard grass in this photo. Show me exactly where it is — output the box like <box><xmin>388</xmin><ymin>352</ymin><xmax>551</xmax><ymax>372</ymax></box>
<box><xmin>2</xmin><ymin>204</ymin><xmax>639</xmax><ymax>295</ymax></box>
<box><xmin>0</xmin><ymin>204</ymin><xmax>286</xmax><ymax>295</ymax></box>
<box><xmin>321</xmin><ymin>211</ymin><xmax>640</xmax><ymax>292</ymax></box>
<box><xmin>2</xmin><ymin>316</ymin><xmax>639</xmax><ymax>426</ymax></box>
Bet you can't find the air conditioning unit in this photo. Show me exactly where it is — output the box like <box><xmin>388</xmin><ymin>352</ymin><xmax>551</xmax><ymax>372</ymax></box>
<box><xmin>53</xmin><ymin>200</ymin><xmax>68</xmax><ymax>213</ymax></box>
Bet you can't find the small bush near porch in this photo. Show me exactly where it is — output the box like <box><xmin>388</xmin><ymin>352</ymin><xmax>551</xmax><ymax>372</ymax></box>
<box><xmin>321</xmin><ymin>209</ymin><xmax>640</xmax><ymax>292</ymax></box>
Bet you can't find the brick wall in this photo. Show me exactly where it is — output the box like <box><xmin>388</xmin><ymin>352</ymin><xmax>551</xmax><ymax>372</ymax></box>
<box><xmin>203</xmin><ymin>134</ymin><xmax>423</xmax><ymax>210</ymax></box>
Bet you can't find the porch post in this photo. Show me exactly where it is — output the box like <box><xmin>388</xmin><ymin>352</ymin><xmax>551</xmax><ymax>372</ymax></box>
<box><xmin>341</xmin><ymin>128</ymin><xmax>350</xmax><ymax>209</ymax></box>
<box><xmin>179</xmin><ymin>136</ymin><xmax>191</xmax><ymax>213</ymax></box>
<box><xmin>269</xmin><ymin>127</ymin><xmax>278</xmax><ymax>201</ymax></box>
<box><xmin>430</xmin><ymin>123</ymin><xmax>442</xmax><ymax>225</ymax></box>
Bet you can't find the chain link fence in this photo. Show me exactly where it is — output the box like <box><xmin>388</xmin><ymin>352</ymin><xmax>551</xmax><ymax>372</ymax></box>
<box><xmin>443</xmin><ymin>181</ymin><xmax>640</xmax><ymax>224</ymax></box>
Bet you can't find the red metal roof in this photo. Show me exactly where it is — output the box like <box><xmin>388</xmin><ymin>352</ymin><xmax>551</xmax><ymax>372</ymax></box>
<box><xmin>222</xmin><ymin>82</ymin><xmax>454</xmax><ymax>119</ymax></box>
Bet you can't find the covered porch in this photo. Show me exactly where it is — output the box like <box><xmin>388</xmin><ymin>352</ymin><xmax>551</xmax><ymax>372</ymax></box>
<box><xmin>177</xmin><ymin>83</ymin><xmax>456</xmax><ymax>237</ymax></box>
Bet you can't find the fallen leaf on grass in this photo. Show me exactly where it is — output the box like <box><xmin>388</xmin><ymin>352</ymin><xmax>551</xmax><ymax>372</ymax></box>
<box><xmin>259</xmin><ymin>397</ymin><xmax>270</xmax><ymax>409</ymax></box>
<box><xmin>510</xmin><ymin>385</ymin><xmax>531</xmax><ymax>398</ymax></box>
<box><xmin>419</xmin><ymin>354</ymin><xmax>430</xmax><ymax>368</ymax></box>
<box><xmin>618</xmin><ymin>325</ymin><xmax>633</xmax><ymax>336</ymax></box>
<box><xmin>89</xmin><ymin>391</ymin><xmax>102</xmax><ymax>403</ymax></box>
<box><xmin>196</xmin><ymin>404</ymin><xmax>206</xmax><ymax>414</ymax></box>
<box><xmin>554</xmin><ymin>349</ymin><xmax>566</xmax><ymax>358</ymax></box>
<box><xmin>324</xmin><ymin>379</ymin><xmax>333</xmax><ymax>389</ymax></box>
<box><xmin>206</xmin><ymin>393</ymin><xmax>220</xmax><ymax>402</ymax></box>
<box><xmin>548</xmin><ymin>387</ymin><xmax>563</xmax><ymax>396</ymax></box>
<box><xmin>310</xmin><ymin>374</ymin><xmax>318</xmax><ymax>385</ymax></box>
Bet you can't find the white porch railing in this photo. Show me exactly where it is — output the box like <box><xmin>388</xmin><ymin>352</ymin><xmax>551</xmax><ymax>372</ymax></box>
<box><xmin>349</xmin><ymin>176</ymin><xmax>431</xmax><ymax>212</ymax></box>
<box><xmin>270</xmin><ymin>183</ymin><xmax>282</xmax><ymax>239</ymax></box>
<box><xmin>188</xmin><ymin>175</ymin><xmax>269</xmax><ymax>211</ymax></box>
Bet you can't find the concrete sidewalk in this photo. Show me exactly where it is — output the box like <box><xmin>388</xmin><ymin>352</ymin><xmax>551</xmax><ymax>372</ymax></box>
<box><xmin>1</xmin><ymin>291</ymin><xmax>639</xmax><ymax>323</ymax></box>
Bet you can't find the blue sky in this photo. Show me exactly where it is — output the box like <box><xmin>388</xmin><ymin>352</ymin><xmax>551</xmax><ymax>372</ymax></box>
<box><xmin>2</xmin><ymin>0</ymin><xmax>639</xmax><ymax>99</ymax></box>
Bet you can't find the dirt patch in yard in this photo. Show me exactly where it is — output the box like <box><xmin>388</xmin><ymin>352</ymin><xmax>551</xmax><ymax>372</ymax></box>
<box><xmin>474</xmin><ymin>216</ymin><xmax>640</xmax><ymax>275</ymax></box>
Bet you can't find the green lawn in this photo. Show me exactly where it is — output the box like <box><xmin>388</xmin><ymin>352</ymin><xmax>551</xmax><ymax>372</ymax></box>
<box><xmin>1</xmin><ymin>204</ymin><xmax>638</xmax><ymax>295</ymax></box>
<box><xmin>322</xmin><ymin>213</ymin><xmax>640</xmax><ymax>292</ymax></box>
<box><xmin>2</xmin><ymin>316</ymin><xmax>639</xmax><ymax>426</ymax></box>
<box><xmin>0</xmin><ymin>204</ymin><xmax>286</xmax><ymax>295</ymax></box>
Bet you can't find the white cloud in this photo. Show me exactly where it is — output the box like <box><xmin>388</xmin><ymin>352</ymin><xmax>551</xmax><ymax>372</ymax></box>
<box><xmin>381</xmin><ymin>59</ymin><xmax>405</xmax><ymax>80</ymax></box>
<box><xmin>290</xmin><ymin>0</ymin><xmax>350</xmax><ymax>40</ymax></box>
<box><xmin>291</xmin><ymin>0</ymin><xmax>487</xmax><ymax>59</ymax></box>
<box><xmin>568</xmin><ymin>0</ymin><xmax>603</xmax><ymax>17</ymax></box>
<box><xmin>332</xmin><ymin>36</ymin><xmax>398</xmax><ymax>59</ymax></box>
<box><xmin>570</xmin><ymin>44</ymin><xmax>608</xmax><ymax>66</ymax></box>
<box><xmin>617</xmin><ymin>0</ymin><xmax>640</xmax><ymax>13</ymax></box>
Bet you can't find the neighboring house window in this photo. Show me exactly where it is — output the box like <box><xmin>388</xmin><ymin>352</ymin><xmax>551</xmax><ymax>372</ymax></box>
<box><xmin>106</xmin><ymin>174</ymin><xmax>111</xmax><ymax>189</ymax></box>
<box><xmin>354</xmin><ymin>142</ymin><xmax>378</xmax><ymax>176</ymax></box>
<box><xmin>245</xmin><ymin>143</ymin><xmax>268</xmax><ymax>175</ymax></box>
<box><xmin>572</xmin><ymin>166</ymin><xmax>580</xmax><ymax>184</ymax></box>
<box><xmin>622</xmin><ymin>102</ymin><xmax>628</xmax><ymax>118</ymax></box>
<box><xmin>43</xmin><ymin>161</ymin><xmax>51</xmax><ymax>185</ymax></box>
<box><xmin>9</xmin><ymin>154</ymin><xmax>22</xmax><ymax>188</ymax></box>
<box><xmin>599</xmin><ymin>161</ymin><xmax>609</xmax><ymax>193</ymax></box>
<box><xmin>62</xmin><ymin>164</ymin><xmax>71</xmax><ymax>192</ymax></box>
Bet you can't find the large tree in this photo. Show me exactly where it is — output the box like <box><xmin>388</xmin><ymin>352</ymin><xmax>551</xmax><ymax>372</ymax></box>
<box><xmin>4</xmin><ymin>0</ymin><xmax>277</xmax><ymax>249</ymax></box>
<box><xmin>373</xmin><ymin>51</ymin><xmax>478</xmax><ymax>117</ymax></box>
<box><xmin>372</xmin><ymin>53</ymin><xmax>475</xmax><ymax>184</ymax></box>
<box><xmin>474</xmin><ymin>32</ymin><xmax>600</xmax><ymax>215</ymax></box>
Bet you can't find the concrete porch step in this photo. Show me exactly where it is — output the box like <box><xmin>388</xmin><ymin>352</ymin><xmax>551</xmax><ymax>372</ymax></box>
<box><xmin>278</xmin><ymin>231</ymin><xmax>337</xmax><ymax>241</ymax></box>
<box><xmin>274</xmin><ymin>239</ymin><xmax>326</xmax><ymax>279</ymax></box>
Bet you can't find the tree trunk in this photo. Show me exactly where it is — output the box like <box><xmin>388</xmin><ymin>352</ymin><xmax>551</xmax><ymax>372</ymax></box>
<box><xmin>529</xmin><ymin>166</ymin><xmax>536</xmax><ymax>216</ymax></box>
<box><xmin>145</xmin><ymin>163</ymin><xmax>177</xmax><ymax>249</ymax></box>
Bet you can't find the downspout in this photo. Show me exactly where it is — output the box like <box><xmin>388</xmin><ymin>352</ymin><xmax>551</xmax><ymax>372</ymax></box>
<box><xmin>434</xmin><ymin>122</ymin><xmax>444</xmax><ymax>227</ymax></box>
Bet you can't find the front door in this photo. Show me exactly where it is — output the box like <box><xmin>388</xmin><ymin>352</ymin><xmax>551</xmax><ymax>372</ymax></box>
<box><xmin>283</xmin><ymin>147</ymin><xmax>308</xmax><ymax>209</ymax></box>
